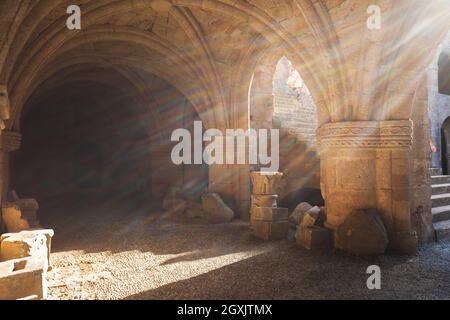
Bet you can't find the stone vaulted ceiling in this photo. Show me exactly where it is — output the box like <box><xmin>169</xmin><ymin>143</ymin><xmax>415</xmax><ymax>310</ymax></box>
<box><xmin>0</xmin><ymin>0</ymin><xmax>450</xmax><ymax>132</ymax></box>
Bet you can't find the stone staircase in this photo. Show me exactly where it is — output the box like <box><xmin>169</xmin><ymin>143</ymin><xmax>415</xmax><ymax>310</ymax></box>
<box><xmin>430</xmin><ymin>168</ymin><xmax>450</xmax><ymax>240</ymax></box>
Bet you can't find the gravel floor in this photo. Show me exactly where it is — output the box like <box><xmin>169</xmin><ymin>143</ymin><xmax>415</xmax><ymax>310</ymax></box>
<box><xmin>41</xmin><ymin>198</ymin><xmax>450</xmax><ymax>300</ymax></box>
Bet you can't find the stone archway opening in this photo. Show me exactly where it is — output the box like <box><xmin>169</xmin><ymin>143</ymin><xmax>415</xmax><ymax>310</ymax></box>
<box><xmin>9</xmin><ymin>67</ymin><xmax>208</xmax><ymax>229</ymax></box>
<box><xmin>249</xmin><ymin>56</ymin><xmax>322</xmax><ymax>212</ymax></box>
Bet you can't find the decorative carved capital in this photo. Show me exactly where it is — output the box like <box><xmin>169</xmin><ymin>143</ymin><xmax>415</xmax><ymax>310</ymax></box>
<box><xmin>317</xmin><ymin>120</ymin><xmax>413</xmax><ymax>150</ymax></box>
<box><xmin>0</xmin><ymin>131</ymin><xmax>22</xmax><ymax>152</ymax></box>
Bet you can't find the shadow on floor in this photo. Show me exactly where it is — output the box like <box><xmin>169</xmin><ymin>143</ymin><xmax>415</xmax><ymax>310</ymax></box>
<box><xmin>38</xmin><ymin>194</ymin><xmax>261</xmax><ymax>265</ymax></box>
<box><xmin>123</xmin><ymin>240</ymin><xmax>450</xmax><ymax>300</ymax></box>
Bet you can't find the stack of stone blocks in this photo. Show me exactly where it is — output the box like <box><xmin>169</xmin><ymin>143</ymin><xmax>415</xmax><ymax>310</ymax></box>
<box><xmin>0</xmin><ymin>193</ymin><xmax>54</xmax><ymax>300</ymax></box>
<box><xmin>250</xmin><ymin>172</ymin><xmax>289</xmax><ymax>240</ymax></box>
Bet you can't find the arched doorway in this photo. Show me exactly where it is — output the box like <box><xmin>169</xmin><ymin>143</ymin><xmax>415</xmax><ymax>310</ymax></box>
<box><xmin>248</xmin><ymin>55</ymin><xmax>323</xmax><ymax>210</ymax></box>
<box><xmin>9</xmin><ymin>68</ymin><xmax>208</xmax><ymax>228</ymax></box>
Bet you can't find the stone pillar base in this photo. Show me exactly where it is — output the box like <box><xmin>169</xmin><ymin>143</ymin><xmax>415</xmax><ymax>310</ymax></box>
<box><xmin>318</xmin><ymin>120</ymin><xmax>416</xmax><ymax>255</ymax></box>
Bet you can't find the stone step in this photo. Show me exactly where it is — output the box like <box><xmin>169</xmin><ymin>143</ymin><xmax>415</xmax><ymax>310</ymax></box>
<box><xmin>432</xmin><ymin>205</ymin><xmax>450</xmax><ymax>222</ymax></box>
<box><xmin>431</xmin><ymin>175</ymin><xmax>450</xmax><ymax>184</ymax></box>
<box><xmin>430</xmin><ymin>168</ymin><xmax>443</xmax><ymax>176</ymax></box>
<box><xmin>431</xmin><ymin>193</ymin><xmax>450</xmax><ymax>207</ymax></box>
<box><xmin>432</xmin><ymin>183</ymin><xmax>450</xmax><ymax>195</ymax></box>
<box><xmin>434</xmin><ymin>220</ymin><xmax>450</xmax><ymax>241</ymax></box>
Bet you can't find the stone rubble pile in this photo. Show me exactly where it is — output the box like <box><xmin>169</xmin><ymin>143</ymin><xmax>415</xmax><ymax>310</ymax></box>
<box><xmin>160</xmin><ymin>187</ymin><xmax>235</xmax><ymax>224</ymax></box>
<box><xmin>288</xmin><ymin>201</ymin><xmax>391</xmax><ymax>255</ymax></box>
<box><xmin>0</xmin><ymin>194</ymin><xmax>54</xmax><ymax>300</ymax></box>
<box><xmin>290</xmin><ymin>202</ymin><xmax>330</xmax><ymax>251</ymax></box>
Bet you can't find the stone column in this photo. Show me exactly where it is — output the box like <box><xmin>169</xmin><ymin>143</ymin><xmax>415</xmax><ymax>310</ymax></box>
<box><xmin>318</xmin><ymin>120</ymin><xmax>417</xmax><ymax>254</ymax></box>
<box><xmin>0</xmin><ymin>131</ymin><xmax>22</xmax><ymax>199</ymax></box>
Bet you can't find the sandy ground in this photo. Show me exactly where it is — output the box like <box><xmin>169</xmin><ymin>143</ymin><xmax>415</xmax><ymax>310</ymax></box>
<box><xmin>41</xmin><ymin>199</ymin><xmax>450</xmax><ymax>300</ymax></box>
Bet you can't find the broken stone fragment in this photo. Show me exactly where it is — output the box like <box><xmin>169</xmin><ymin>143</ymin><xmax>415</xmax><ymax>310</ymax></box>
<box><xmin>296</xmin><ymin>225</ymin><xmax>331</xmax><ymax>251</ymax></box>
<box><xmin>0</xmin><ymin>259</ymin><xmax>47</xmax><ymax>300</ymax></box>
<box><xmin>17</xmin><ymin>199</ymin><xmax>40</xmax><ymax>228</ymax></box>
<box><xmin>201</xmin><ymin>193</ymin><xmax>234</xmax><ymax>224</ymax></box>
<box><xmin>288</xmin><ymin>202</ymin><xmax>312</xmax><ymax>226</ymax></box>
<box><xmin>335</xmin><ymin>209</ymin><xmax>389</xmax><ymax>255</ymax></box>
<box><xmin>1</xmin><ymin>203</ymin><xmax>30</xmax><ymax>233</ymax></box>
<box><xmin>1</xmin><ymin>229</ymin><xmax>54</xmax><ymax>271</ymax></box>
<box><xmin>0</xmin><ymin>231</ymin><xmax>50</xmax><ymax>271</ymax></box>
<box><xmin>300</xmin><ymin>206</ymin><xmax>325</xmax><ymax>227</ymax></box>
<box><xmin>250</xmin><ymin>172</ymin><xmax>284</xmax><ymax>195</ymax></box>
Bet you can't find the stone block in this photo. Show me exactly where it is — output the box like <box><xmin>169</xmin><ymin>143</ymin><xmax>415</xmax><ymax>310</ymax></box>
<box><xmin>300</xmin><ymin>206</ymin><xmax>324</xmax><ymax>227</ymax></box>
<box><xmin>252</xmin><ymin>207</ymin><xmax>288</xmax><ymax>222</ymax></box>
<box><xmin>2</xmin><ymin>229</ymin><xmax>54</xmax><ymax>271</ymax></box>
<box><xmin>251</xmin><ymin>194</ymin><xmax>278</xmax><ymax>208</ymax></box>
<box><xmin>0</xmin><ymin>231</ymin><xmax>49</xmax><ymax>271</ymax></box>
<box><xmin>289</xmin><ymin>202</ymin><xmax>313</xmax><ymax>225</ymax></box>
<box><xmin>253</xmin><ymin>220</ymin><xmax>289</xmax><ymax>240</ymax></box>
<box><xmin>1</xmin><ymin>203</ymin><xmax>30</xmax><ymax>233</ymax></box>
<box><xmin>0</xmin><ymin>259</ymin><xmax>47</xmax><ymax>300</ymax></box>
<box><xmin>250</xmin><ymin>172</ymin><xmax>283</xmax><ymax>195</ymax></box>
<box><xmin>295</xmin><ymin>225</ymin><xmax>331</xmax><ymax>250</ymax></box>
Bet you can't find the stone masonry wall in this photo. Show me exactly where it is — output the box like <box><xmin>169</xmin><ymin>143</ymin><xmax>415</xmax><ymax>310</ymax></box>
<box><xmin>273</xmin><ymin>57</ymin><xmax>318</xmax><ymax>148</ymax></box>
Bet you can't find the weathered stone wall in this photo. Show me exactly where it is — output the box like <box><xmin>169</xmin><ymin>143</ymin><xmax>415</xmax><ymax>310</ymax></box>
<box><xmin>411</xmin><ymin>76</ymin><xmax>434</xmax><ymax>243</ymax></box>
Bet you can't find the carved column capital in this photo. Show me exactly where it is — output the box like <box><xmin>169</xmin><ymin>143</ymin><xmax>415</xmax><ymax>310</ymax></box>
<box><xmin>0</xmin><ymin>131</ymin><xmax>22</xmax><ymax>152</ymax></box>
<box><xmin>317</xmin><ymin>120</ymin><xmax>413</xmax><ymax>150</ymax></box>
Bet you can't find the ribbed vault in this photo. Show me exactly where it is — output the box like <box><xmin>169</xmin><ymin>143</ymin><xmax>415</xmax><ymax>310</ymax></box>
<box><xmin>1</xmin><ymin>1</ymin><xmax>449</xmax><ymax>133</ymax></box>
